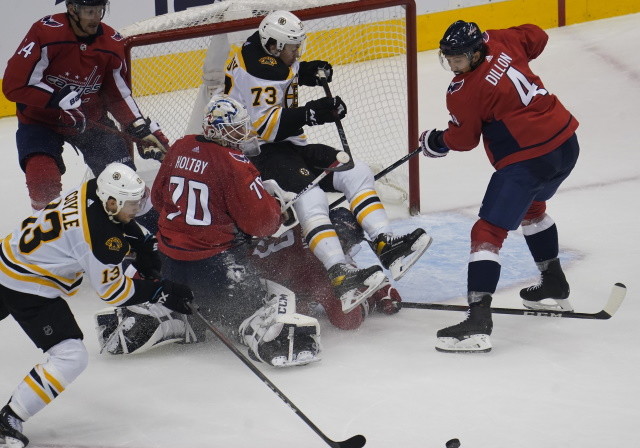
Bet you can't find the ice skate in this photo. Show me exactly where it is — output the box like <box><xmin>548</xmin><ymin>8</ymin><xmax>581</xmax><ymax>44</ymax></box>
<box><xmin>435</xmin><ymin>295</ymin><xmax>493</xmax><ymax>353</ymax></box>
<box><xmin>0</xmin><ymin>405</ymin><xmax>28</xmax><ymax>448</ymax></box>
<box><xmin>370</xmin><ymin>229</ymin><xmax>432</xmax><ymax>280</ymax></box>
<box><xmin>520</xmin><ymin>258</ymin><xmax>573</xmax><ymax>312</ymax></box>
<box><xmin>328</xmin><ymin>263</ymin><xmax>386</xmax><ymax>313</ymax></box>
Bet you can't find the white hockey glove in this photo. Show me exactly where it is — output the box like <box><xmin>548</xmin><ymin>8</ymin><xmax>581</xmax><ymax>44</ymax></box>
<box><xmin>49</xmin><ymin>85</ymin><xmax>86</xmax><ymax>133</ymax></box>
<box><xmin>419</xmin><ymin>129</ymin><xmax>449</xmax><ymax>158</ymax></box>
<box><xmin>127</xmin><ymin>117</ymin><xmax>170</xmax><ymax>161</ymax></box>
<box><xmin>262</xmin><ymin>179</ymin><xmax>298</xmax><ymax>236</ymax></box>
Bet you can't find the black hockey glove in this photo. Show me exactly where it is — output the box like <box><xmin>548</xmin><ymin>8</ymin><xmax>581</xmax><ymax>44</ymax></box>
<box><xmin>298</xmin><ymin>60</ymin><xmax>333</xmax><ymax>86</ymax></box>
<box><xmin>49</xmin><ymin>85</ymin><xmax>86</xmax><ymax>133</ymax></box>
<box><xmin>130</xmin><ymin>234</ymin><xmax>162</xmax><ymax>280</ymax></box>
<box><xmin>305</xmin><ymin>96</ymin><xmax>347</xmax><ymax>126</ymax></box>
<box><xmin>126</xmin><ymin>117</ymin><xmax>170</xmax><ymax>161</ymax></box>
<box><xmin>151</xmin><ymin>280</ymin><xmax>194</xmax><ymax>315</ymax></box>
<box><xmin>419</xmin><ymin>129</ymin><xmax>449</xmax><ymax>158</ymax></box>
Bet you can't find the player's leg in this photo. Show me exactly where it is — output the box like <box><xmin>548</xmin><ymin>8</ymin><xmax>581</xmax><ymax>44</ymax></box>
<box><xmin>16</xmin><ymin>123</ymin><xmax>66</xmax><ymax>211</ymax></box>
<box><xmin>1</xmin><ymin>287</ymin><xmax>87</xmax><ymax>446</ymax></box>
<box><xmin>519</xmin><ymin>135</ymin><xmax>580</xmax><ymax>311</ymax></box>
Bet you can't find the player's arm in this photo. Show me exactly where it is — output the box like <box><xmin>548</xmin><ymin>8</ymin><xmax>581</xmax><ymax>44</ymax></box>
<box><xmin>507</xmin><ymin>24</ymin><xmax>549</xmax><ymax>60</ymax></box>
<box><xmin>2</xmin><ymin>24</ymin><xmax>57</xmax><ymax>107</ymax></box>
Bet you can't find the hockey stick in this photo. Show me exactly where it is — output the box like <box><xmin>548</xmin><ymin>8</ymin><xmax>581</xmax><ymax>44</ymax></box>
<box><xmin>317</xmin><ymin>71</ymin><xmax>355</xmax><ymax>172</ymax></box>
<box><xmin>87</xmin><ymin>118</ymin><xmax>149</xmax><ymax>147</ymax></box>
<box><xmin>400</xmin><ymin>283</ymin><xmax>627</xmax><ymax>320</ymax></box>
<box><xmin>187</xmin><ymin>303</ymin><xmax>366</xmax><ymax>448</ymax></box>
<box><xmin>329</xmin><ymin>147</ymin><xmax>422</xmax><ymax>209</ymax></box>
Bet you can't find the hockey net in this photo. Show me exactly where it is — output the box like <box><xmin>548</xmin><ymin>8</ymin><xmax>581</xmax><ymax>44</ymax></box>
<box><xmin>121</xmin><ymin>0</ymin><xmax>419</xmax><ymax>212</ymax></box>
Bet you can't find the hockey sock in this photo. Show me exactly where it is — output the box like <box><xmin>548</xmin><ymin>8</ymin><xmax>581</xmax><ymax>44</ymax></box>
<box><xmin>349</xmin><ymin>189</ymin><xmax>392</xmax><ymax>238</ymax></box>
<box><xmin>522</xmin><ymin>215</ymin><xmax>559</xmax><ymax>263</ymax></box>
<box><xmin>25</xmin><ymin>154</ymin><xmax>62</xmax><ymax>211</ymax></box>
<box><xmin>467</xmin><ymin>251</ymin><xmax>501</xmax><ymax>303</ymax></box>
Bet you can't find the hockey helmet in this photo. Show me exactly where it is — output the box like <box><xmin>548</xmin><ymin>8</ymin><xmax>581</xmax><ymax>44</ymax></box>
<box><xmin>439</xmin><ymin>20</ymin><xmax>484</xmax><ymax>56</ymax></box>
<box><xmin>258</xmin><ymin>10</ymin><xmax>307</xmax><ymax>57</ymax></box>
<box><xmin>203</xmin><ymin>94</ymin><xmax>253</xmax><ymax>148</ymax></box>
<box><xmin>330</xmin><ymin>207</ymin><xmax>364</xmax><ymax>253</ymax></box>
<box><xmin>96</xmin><ymin>163</ymin><xmax>146</xmax><ymax>218</ymax></box>
<box><xmin>66</xmin><ymin>0</ymin><xmax>109</xmax><ymax>20</ymax></box>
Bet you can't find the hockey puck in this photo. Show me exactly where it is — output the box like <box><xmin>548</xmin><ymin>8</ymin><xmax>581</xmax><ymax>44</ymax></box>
<box><xmin>445</xmin><ymin>439</ymin><xmax>461</xmax><ymax>448</ymax></box>
<box><xmin>336</xmin><ymin>151</ymin><xmax>350</xmax><ymax>164</ymax></box>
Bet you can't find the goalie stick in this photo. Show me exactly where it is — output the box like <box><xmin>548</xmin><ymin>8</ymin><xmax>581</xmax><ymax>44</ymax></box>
<box><xmin>187</xmin><ymin>303</ymin><xmax>367</xmax><ymax>448</ymax></box>
<box><xmin>400</xmin><ymin>283</ymin><xmax>627</xmax><ymax>320</ymax></box>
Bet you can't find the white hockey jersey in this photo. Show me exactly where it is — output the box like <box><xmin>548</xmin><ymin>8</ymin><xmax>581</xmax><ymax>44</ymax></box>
<box><xmin>224</xmin><ymin>31</ymin><xmax>308</xmax><ymax>145</ymax></box>
<box><xmin>0</xmin><ymin>180</ymin><xmax>159</xmax><ymax>306</ymax></box>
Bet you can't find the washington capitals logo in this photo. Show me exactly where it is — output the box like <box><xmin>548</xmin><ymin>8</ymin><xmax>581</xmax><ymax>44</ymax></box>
<box><xmin>41</xmin><ymin>15</ymin><xmax>63</xmax><ymax>28</ymax></box>
<box><xmin>111</xmin><ymin>31</ymin><xmax>124</xmax><ymax>42</ymax></box>
<box><xmin>447</xmin><ymin>80</ymin><xmax>464</xmax><ymax>95</ymax></box>
<box><xmin>229</xmin><ymin>152</ymin><xmax>249</xmax><ymax>163</ymax></box>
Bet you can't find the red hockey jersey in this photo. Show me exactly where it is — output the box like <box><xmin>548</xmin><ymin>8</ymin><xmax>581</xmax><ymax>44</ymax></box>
<box><xmin>3</xmin><ymin>13</ymin><xmax>144</xmax><ymax>133</ymax></box>
<box><xmin>151</xmin><ymin>135</ymin><xmax>281</xmax><ymax>261</ymax></box>
<box><xmin>442</xmin><ymin>24</ymin><xmax>579</xmax><ymax>169</ymax></box>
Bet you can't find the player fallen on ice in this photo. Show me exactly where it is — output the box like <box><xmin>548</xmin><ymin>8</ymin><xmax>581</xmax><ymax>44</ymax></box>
<box><xmin>96</xmin><ymin>95</ymin><xmax>323</xmax><ymax>368</ymax></box>
<box><xmin>419</xmin><ymin>21</ymin><xmax>579</xmax><ymax>353</ymax></box>
<box><xmin>0</xmin><ymin>163</ymin><xmax>194</xmax><ymax>448</ymax></box>
<box><xmin>223</xmin><ymin>10</ymin><xmax>431</xmax><ymax>313</ymax></box>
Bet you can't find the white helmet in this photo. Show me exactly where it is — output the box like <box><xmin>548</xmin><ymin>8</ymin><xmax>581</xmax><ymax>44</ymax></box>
<box><xmin>259</xmin><ymin>10</ymin><xmax>306</xmax><ymax>57</ymax></box>
<box><xmin>96</xmin><ymin>163</ymin><xmax>146</xmax><ymax>217</ymax></box>
<box><xmin>203</xmin><ymin>94</ymin><xmax>252</xmax><ymax>148</ymax></box>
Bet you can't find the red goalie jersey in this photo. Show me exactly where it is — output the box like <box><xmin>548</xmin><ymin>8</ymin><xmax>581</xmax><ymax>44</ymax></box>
<box><xmin>151</xmin><ymin>135</ymin><xmax>281</xmax><ymax>261</ymax></box>
<box><xmin>443</xmin><ymin>24</ymin><xmax>579</xmax><ymax>169</ymax></box>
<box><xmin>3</xmin><ymin>13</ymin><xmax>144</xmax><ymax>133</ymax></box>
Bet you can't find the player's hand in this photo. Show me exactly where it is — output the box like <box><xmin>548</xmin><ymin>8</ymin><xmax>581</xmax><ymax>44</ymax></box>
<box><xmin>152</xmin><ymin>280</ymin><xmax>194</xmax><ymax>315</ymax></box>
<box><xmin>127</xmin><ymin>117</ymin><xmax>169</xmax><ymax>161</ymax></box>
<box><xmin>49</xmin><ymin>85</ymin><xmax>86</xmax><ymax>133</ymax></box>
<box><xmin>305</xmin><ymin>96</ymin><xmax>347</xmax><ymax>126</ymax></box>
<box><xmin>298</xmin><ymin>60</ymin><xmax>333</xmax><ymax>86</ymax></box>
<box><xmin>129</xmin><ymin>234</ymin><xmax>161</xmax><ymax>280</ymax></box>
<box><xmin>419</xmin><ymin>129</ymin><xmax>449</xmax><ymax>158</ymax></box>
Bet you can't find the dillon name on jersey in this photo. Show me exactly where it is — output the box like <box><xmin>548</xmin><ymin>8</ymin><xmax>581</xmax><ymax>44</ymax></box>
<box><xmin>0</xmin><ymin>179</ymin><xmax>158</xmax><ymax>306</ymax></box>
<box><xmin>224</xmin><ymin>31</ymin><xmax>307</xmax><ymax>145</ymax></box>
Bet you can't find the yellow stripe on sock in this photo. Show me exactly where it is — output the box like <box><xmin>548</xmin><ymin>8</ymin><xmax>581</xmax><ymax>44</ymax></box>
<box><xmin>24</xmin><ymin>376</ymin><xmax>51</xmax><ymax>404</ymax></box>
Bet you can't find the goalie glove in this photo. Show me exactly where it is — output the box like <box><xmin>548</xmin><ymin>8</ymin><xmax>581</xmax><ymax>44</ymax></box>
<box><xmin>262</xmin><ymin>179</ymin><xmax>298</xmax><ymax>237</ymax></box>
<box><xmin>48</xmin><ymin>85</ymin><xmax>86</xmax><ymax>133</ymax></box>
<box><xmin>304</xmin><ymin>96</ymin><xmax>347</xmax><ymax>126</ymax></box>
<box><xmin>127</xmin><ymin>117</ymin><xmax>170</xmax><ymax>161</ymax></box>
<box><xmin>298</xmin><ymin>60</ymin><xmax>333</xmax><ymax>86</ymax></box>
<box><xmin>419</xmin><ymin>129</ymin><xmax>449</xmax><ymax>158</ymax></box>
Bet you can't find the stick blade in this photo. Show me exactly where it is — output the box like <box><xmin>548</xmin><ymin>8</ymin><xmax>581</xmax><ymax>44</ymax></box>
<box><xmin>336</xmin><ymin>434</ymin><xmax>366</xmax><ymax>448</ymax></box>
<box><xmin>601</xmin><ymin>283</ymin><xmax>627</xmax><ymax>318</ymax></box>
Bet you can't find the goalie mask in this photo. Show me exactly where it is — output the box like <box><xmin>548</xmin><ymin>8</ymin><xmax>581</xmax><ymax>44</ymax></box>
<box><xmin>96</xmin><ymin>163</ymin><xmax>146</xmax><ymax>220</ymax></box>
<box><xmin>203</xmin><ymin>94</ymin><xmax>258</xmax><ymax>154</ymax></box>
<box><xmin>259</xmin><ymin>10</ymin><xmax>307</xmax><ymax>58</ymax></box>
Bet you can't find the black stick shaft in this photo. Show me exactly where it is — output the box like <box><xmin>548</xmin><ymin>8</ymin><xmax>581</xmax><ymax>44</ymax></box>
<box><xmin>188</xmin><ymin>304</ymin><xmax>366</xmax><ymax>448</ymax></box>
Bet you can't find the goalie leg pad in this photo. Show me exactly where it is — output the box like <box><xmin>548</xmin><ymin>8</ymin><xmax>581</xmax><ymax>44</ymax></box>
<box><xmin>239</xmin><ymin>280</ymin><xmax>321</xmax><ymax>367</ymax></box>
<box><xmin>95</xmin><ymin>303</ymin><xmax>198</xmax><ymax>355</ymax></box>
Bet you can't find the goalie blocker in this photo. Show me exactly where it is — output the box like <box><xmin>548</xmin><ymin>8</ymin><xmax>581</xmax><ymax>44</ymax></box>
<box><xmin>95</xmin><ymin>280</ymin><xmax>321</xmax><ymax>368</ymax></box>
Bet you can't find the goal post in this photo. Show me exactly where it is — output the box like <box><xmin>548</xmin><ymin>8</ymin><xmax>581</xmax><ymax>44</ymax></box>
<box><xmin>121</xmin><ymin>0</ymin><xmax>420</xmax><ymax>214</ymax></box>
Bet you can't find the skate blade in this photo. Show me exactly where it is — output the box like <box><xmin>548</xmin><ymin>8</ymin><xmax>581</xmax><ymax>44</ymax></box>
<box><xmin>2</xmin><ymin>437</ymin><xmax>27</xmax><ymax>448</ymax></box>
<box><xmin>272</xmin><ymin>353</ymin><xmax>322</xmax><ymax>368</ymax></box>
<box><xmin>340</xmin><ymin>271</ymin><xmax>386</xmax><ymax>313</ymax></box>
<box><xmin>435</xmin><ymin>334</ymin><xmax>492</xmax><ymax>353</ymax></box>
<box><xmin>389</xmin><ymin>234</ymin><xmax>432</xmax><ymax>281</ymax></box>
<box><xmin>522</xmin><ymin>298</ymin><xmax>574</xmax><ymax>312</ymax></box>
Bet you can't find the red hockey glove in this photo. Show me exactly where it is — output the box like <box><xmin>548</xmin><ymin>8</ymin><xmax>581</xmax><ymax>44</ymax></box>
<box><xmin>49</xmin><ymin>85</ymin><xmax>86</xmax><ymax>133</ymax></box>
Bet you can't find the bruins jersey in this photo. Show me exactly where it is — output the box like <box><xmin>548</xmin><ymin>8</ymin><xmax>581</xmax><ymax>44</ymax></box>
<box><xmin>0</xmin><ymin>179</ymin><xmax>159</xmax><ymax>306</ymax></box>
<box><xmin>224</xmin><ymin>31</ymin><xmax>308</xmax><ymax>145</ymax></box>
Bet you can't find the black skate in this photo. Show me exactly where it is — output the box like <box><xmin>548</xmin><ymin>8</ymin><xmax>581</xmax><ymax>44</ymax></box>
<box><xmin>435</xmin><ymin>295</ymin><xmax>493</xmax><ymax>353</ymax></box>
<box><xmin>0</xmin><ymin>405</ymin><xmax>28</xmax><ymax>448</ymax></box>
<box><xmin>328</xmin><ymin>263</ymin><xmax>386</xmax><ymax>313</ymax></box>
<box><xmin>520</xmin><ymin>258</ymin><xmax>573</xmax><ymax>312</ymax></box>
<box><xmin>370</xmin><ymin>229</ymin><xmax>432</xmax><ymax>280</ymax></box>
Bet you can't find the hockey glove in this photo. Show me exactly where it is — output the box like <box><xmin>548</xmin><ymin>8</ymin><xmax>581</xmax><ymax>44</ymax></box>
<box><xmin>130</xmin><ymin>234</ymin><xmax>161</xmax><ymax>280</ymax></box>
<box><xmin>419</xmin><ymin>129</ymin><xmax>449</xmax><ymax>158</ymax></box>
<box><xmin>49</xmin><ymin>85</ymin><xmax>86</xmax><ymax>133</ymax></box>
<box><xmin>151</xmin><ymin>280</ymin><xmax>194</xmax><ymax>315</ymax></box>
<box><xmin>127</xmin><ymin>117</ymin><xmax>170</xmax><ymax>161</ymax></box>
<box><xmin>298</xmin><ymin>60</ymin><xmax>333</xmax><ymax>86</ymax></box>
<box><xmin>305</xmin><ymin>96</ymin><xmax>347</xmax><ymax>126</ymax></box>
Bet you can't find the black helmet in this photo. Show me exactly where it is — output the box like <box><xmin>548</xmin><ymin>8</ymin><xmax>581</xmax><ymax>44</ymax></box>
<box><xmin>439</xmin><ymin>20</ymin><xmax>484</xmax><ymax>56</ymax></box>
<box><xmin>66</xmin><ymin>0</ymin><xmax>109</xmax><ymax>5</ymax></box>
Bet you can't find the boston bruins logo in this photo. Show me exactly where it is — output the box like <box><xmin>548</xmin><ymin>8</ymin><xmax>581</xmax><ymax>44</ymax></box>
<box><xmin>299</xmin><ymin>168</ymin><xmax>310</xmax><ymax>176</ymax></box>
<box><xmin>259</xmin><ymin>56</ymin><xmax>277</xmax><ymax>66</ymax></box>
<box><xmin>105</xmin><ymin>237</ymin><xmax>123</xmax><ymax>251</ymax></box>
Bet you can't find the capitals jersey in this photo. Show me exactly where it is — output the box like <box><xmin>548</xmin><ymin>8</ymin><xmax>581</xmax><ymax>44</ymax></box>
<box><xmin>0</xmin><ymin>180</ymin><xmax>160</xmax><ymax>306</ymax></box>
<box><xmin>442</xmin><ymin>24</ymin><xmax>579</xmax><ymax>169</ymax></box>
<box><xmin>151</xmin><ymin>135</ymin><xmax>281</xmax><ymax>261</ymax></box>
<box><xmin>2</xmin><ymin>13</ymin><xmax>145</xmax><ymax>134</ymax></box>
<box><xmin>224</xmin><ymin>31</ymin><xmax>308</xmax><ymax>145</ymax></box>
